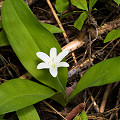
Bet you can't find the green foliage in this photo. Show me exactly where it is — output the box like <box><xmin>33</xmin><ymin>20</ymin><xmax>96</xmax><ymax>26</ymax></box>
<box><xmin>71</xmin><ymin>0</ymin><xmax>97</xmax><ymax>30</ymax></box>
<box><xmin>1</xmin><ymin>0</ymin><xmax>120</xmax><ymax>119</ymax></box>
<box><xmin>0</xmin><ymin>21</ymin><xmax>2</xmax><ymax>28</ymax></box>
<box><xmin>0</xmin><ymin>23</ymin><xmax>63</xmax><ymax>48</ymax></box>
<box><xmin>71</xmin><ymin>0</ymin><xmax>88</xmax><ymax>11</ymax></box>
<box><xmin>114</xmin><ymin>0</ymin><xmax>120</xmax><ymax>5</ymax></box>
<box><xmin>0</xmin><ymin>21</ymin><xmax>9</xmax><ymax>47</ymax></box>
<box><xmin>55</xmin><ymin>0</ymin><xmax>98</xmax><ymax>31</ymax></box>
<box><xmin>74</xmin><ymin>12</ymin><xmax>88</xmax><ymax>30</ymax></box>
<box><xmin>0</xmin><ymin>29</ymin><xmax>9</xmax><ymax>47</ymax></box>
<box><xmin>1</xmin><ymin>0</ymin><xmax>68</xmax><ymax>94</ymax></box>
<box><xmin>104</xmin><ymin>29</ymin><xmax>120</xmax><ymax>43</ymax></box>
<box><xmin>16</xmin><ymin>105</ymin><xmax>40</xmax><ymax>120</ymax></box>
<box><xmin>41</xmin><ymin>23</ymin><xmax>63</xmax><ymax>33</ymax></box>
<box><xmin>75</xmin><ymin>110</ymin><xmax>88</xmax><ymax>120</ymax></box>
<box><xmin>55</xmin><ymin>0</ymin><xmax>69</xmax><ymax>13</ymax></box>
<box><xmin>89</xmin><ymin>0</ymin><xmax>98</xmax><ymax>10</ymax></box>
<box><xmin>68</xmin><ymin>56</ymin><xmax>120</xmax><ymax>101</ymax></box>
<box><xmin>0</xmin><ymin>114</ymin><xmax>4</xmax><ymax>120</ymax></box>
<box><xmin>0</xmin><ymin>79</ymin><xmax>55</xmax><ymax>115</ymax></box>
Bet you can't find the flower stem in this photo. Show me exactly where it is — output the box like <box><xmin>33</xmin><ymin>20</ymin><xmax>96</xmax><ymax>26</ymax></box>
<box><xmin>56</xmin><ymin>76</ymin><xmax>67</xmax><ymax>101</ymax></box>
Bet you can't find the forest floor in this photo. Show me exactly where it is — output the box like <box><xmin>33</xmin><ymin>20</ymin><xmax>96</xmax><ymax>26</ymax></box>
<box><xmin>0</xmin><ymin>0</ymin><xmax>120</xmax><ymax>120</ymax></box>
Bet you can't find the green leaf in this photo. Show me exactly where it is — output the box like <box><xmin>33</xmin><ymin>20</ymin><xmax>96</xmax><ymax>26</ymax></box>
<box><xmin>0</xmin><ymin>114</ymin><xmax>4</xmax><ymax>120</ymax></box>
<box><xmin>71</xmin><ymin>0</ymin><xmax>88</xmax><ymax>11</ymax></box>
<box><xmin>74</xmin><ymin>12</ymin><xmax>88</xmax><ymax>30</ymax></box>
<box><xmin>0</xmin><ymin>23</ymin><xmax>63</xmax><ymax>48</ymax></box>
<box><xmin>74</xmin><ymin>110</ymin><xmax>88</xmax><ymax>120</ymax></box>
<box><xmin>68</xmin><ymin>56</ymin><xmax>120</xmax><ymax>101</ymax></box>
<box><xmin>104</xmin><ymin>29</ymin><xmax>120</xmax><ymax>43</ymax></box>
<box><xmin>0</xmin><ymin>79</ymin><xmax>55</xmax><ymax>115</ymax></box>
<box><xmin>89</xmin><ymin>0</ymin><xmax>97</xmax><ymax>10</ymax></box>
<box><xmin>79</xmin><ymin>110</ymin><xmax>88</xmax><ymax>120</ymax></box>
<box><xmin>55</xmin><ymin>0</ymin><xmax>69</xmax><ymax>13</ymax></box>
<box><xmin>114</xmin><ymin>0</ymin><xmax>120</xmax><ymax>5</ymax></box>
<box><xmin>0</xmin><ymin>29</ymin><xmax>9</xmax><ymax>47</ymax></box>
<box><xmin>41</xmin><ymin>23</ymin><xmax>63</xmax><ymax>33</ymax></box>
<box><xmin>1</xmin><ymin>0</ymin><xmax>68</xmax><ymax>93</ymax></box>
<box><xmin>17</xmin><ymin>105</ymin><xmax>40</xmax><ymax>120</ymax></box>
<box><xmin>0</xmin><ymin>21</ymin><xmax>2</xmax><ymax>29</ymax></box>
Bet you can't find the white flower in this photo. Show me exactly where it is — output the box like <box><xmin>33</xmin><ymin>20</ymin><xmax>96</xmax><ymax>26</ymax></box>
<box><xmin>36</xmin><ymin>47</ymin><xmax>69</xmax><ymax>77</ymax></box>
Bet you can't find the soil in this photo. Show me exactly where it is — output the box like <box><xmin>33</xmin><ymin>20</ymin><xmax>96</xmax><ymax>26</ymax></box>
<box><xmin>0</xmin><ymin>0</ymin><xmax>120</xmax><ymax>120</ymax></box>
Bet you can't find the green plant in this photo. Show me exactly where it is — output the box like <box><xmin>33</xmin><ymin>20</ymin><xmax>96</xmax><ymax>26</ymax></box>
<box><xmin>113</xmin><ymin>0</ymin><xmax>120</xmax><ymax>5</ymax></box>
<box><xmin>55</xmin><ymin>0</ymin><xmax>98</xmax><ymax>30</ymax></box>
<box><xmin>1</xmin><ymin>0</ymin><xmax>120</xmax><ymax>119</ymax></box>
<box><xmin>74</xmin><ymin>110</ymin><xmax>88</xmax><ymax>120</ymax></box>
<box><xmin>104</xmin><ymin>29</ymin><xmax>120</xmax><ymax>43</ymax></box>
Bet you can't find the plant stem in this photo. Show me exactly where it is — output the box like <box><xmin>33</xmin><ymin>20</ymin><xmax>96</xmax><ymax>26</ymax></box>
<box><xmin>56</xmin><ymin>76</ymin><xmax>67</xmax><ymax>101</ymax></box>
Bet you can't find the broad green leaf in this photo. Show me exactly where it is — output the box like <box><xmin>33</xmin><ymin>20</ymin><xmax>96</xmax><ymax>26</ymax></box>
<box><xmin>104</xmin><ymin>29</ymin><xmax>120</xmax><ymax>43</ymax></box>
<box><xmin>89</xmin><ymin>0</ymin><xmax>97</xmax><ymax>10</ymax></box>
<box><xmin>0</xmin><ymin>79</ymin><xmax>55</xmax><ymax>115</ymax></box>
<box><xmin>55</xmin><ymin>0</ymin><xmax>69</xmax><ymax>13</ymax></box>
<box><xmin>0</xmin><ymin>23</ymin><xmax>63</xmax><ymax>47</ymax></box>
<box><xmin>68</xmin><ymin>56</ymin><xmax>120</xmax><ymax>101</ymax></box>
<box><xmin>41</xmin><ymin>23</ymin><xmax>63</xmax><ymax>33</ymax></box>
<box><xmin>17</xmin><ymin>105</ymin><xmax>40</xmax><ymax>120</ymax></box>
<box><xmin>74</xmin><ymin>12</ymin><xmax>88</xmax><ymax>30</ymax></box>
<box><xmin>74</xmin><ymin>110</ymin><xmax>88</xmax><ymax>120</ymax></box>
<box><xmin>1</xmin><ymin>0</ymin><xmax>68</xmax><ymax>93</ymax></box>
<box><xmin>0</xmin><ymin>21</ymin><xmax>2</xmax><ymax>28</ymax></box>
<box><xmin>114</xmin><ymin>0</ymin><xmax>120</xmax><ymax>5</ymax></box>
<box><xmin>0</xmin><ymin>114</ymin><xmax>4</xmax><ymax>120</ymax></box>
<box><xmin>71</xmin><ymin>0</ymin><xmax>88</xmax><ymax>11</ymax></box>
<box><xmin>0</xmin><ymin>29</ymin><xmax>9</xmax><ymax>47</ymax></box>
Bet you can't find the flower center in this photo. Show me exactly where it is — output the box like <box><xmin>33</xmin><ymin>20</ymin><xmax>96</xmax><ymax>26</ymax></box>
<box><xmin>48</xmin><ymin>57</ymin><xmax>58</xmax><ymax>68</ymax></box>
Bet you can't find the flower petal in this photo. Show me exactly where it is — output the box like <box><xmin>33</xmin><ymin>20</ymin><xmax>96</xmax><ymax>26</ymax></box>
<box><xmin>50</xmin><ymin>47</ymin><xmax>57</xmax><ymax>59</ymax></box>
<box><xmin>37</xmin><ymin>62</ymin><xmax>50</xmax><ymax>69</ymax></box>
<box><xmin>57</xmin><ymin>50</ymin><xmax>69</xmax><ymax>62</ymax></box>
<box><xmin>58</xmin><ymin>62</ymin><xmax>69</xmax><ymax>67</ymax></box>
<box><xmin>36</xmin><ymin>52</ymin><xmax>51</xmax><ymax>63</ymax></box>
<box><xmin>49</xmin><ymin>67</ymin><xmax>58</xmax><ymax>77</ymax></box>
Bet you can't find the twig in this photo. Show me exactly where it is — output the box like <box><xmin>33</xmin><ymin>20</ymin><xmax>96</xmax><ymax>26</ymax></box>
<box><xmin>43</xmin><ymin>100</ymin><xmax>67</xmax><ymax>120</ymax></box>
<box><xmin>109</xmin><ymin>88</ymin><xmax>120</xmax><ymax>120</ymax></box>
<box><xmin>86</xmin><ymin>87</ymin><xmax>103</xmax><ymax>113</ymax></box>
<box><xmin>62</xmin><ymin>32</ymin><xmax>85</xmax><ymax>53</ymax></box>
<box><xmin>0</xmin><ymin>54</ymin><xmax>14</xmax><ymax>78</ymax></box>
<box><xmin>62</xmin><ymin>17</ymin><xmax>120</xmax><ymax>54</ymax></box>
<box><xmin>46</xmin><ymin>0</ymin><xmax>77</xmax><ymax>64</ymax></box>
<box><xmin>104</xmin><ymin>39</ymin><xmax>120</xmax><ymax>60</ymax></box>
<box><xmin>46</xmin><ymin>0</ymin><xmax>69</xmax><ymax>43</ymax></box>
<box><xmin>92</xmin><ymin>40</ymin><xmax>114</xmax><ymax>57</ymax></box>
<box><xmin>100</xmin><ymin>84</ymin><xmax>112</xmax><ymax>113</ymax></box>
<box><xmin>87</xmin><ymin>90</ymin><xmax>100</xmax><ymax>113</ymax></box>
<box><xmin>68</xmin><ymin>58</ymin><xmax>93</xmax><ymax>79</ymax></box>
